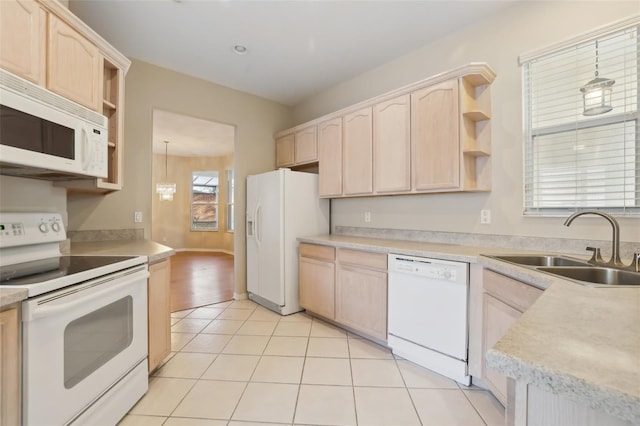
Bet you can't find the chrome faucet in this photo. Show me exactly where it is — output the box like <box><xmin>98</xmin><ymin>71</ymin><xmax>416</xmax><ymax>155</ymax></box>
<box><xmin>564</xmin><ymin>210</ymin><xmax>639</xmax><ymax>272</ymax></box>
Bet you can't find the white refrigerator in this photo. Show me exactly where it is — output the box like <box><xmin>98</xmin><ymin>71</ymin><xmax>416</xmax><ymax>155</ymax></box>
<box><xmin>246</xmin><ymin>169</ymin><xmax>330</xmax><ymax>315</ymax></box>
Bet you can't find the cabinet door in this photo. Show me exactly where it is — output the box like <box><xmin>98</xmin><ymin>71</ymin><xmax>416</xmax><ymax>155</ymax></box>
<box><xmin>318</xmin><ymin>117</ymin><xmax>343</xmax><ymax>197</ymax></box>
<box><xmin>0</xmin><ymin>307</ymin><xmax>20</xmax><ymax>426</ymax></box>
<box><xmin>336</xmin><ymin>264</ymin><xmax>387</xmax><ymax>341</ymax></box>
<box><xmin>299</xmin><ymin>256</ymin><xmax>335</xmax><ymax>319</ymax></box>
<box><xmin>48</xmin><ymin>14</ymin><xmax>102</xmax><ymax>111</ymax></box>
<box><xmin>374</xmin><ymin>95</ymin><xmax>411</xmax><ymax>194</ymax></box>
<box><xmin>343</xmin><ymin>107</ymin><xmax>373</xmax><ymax>195</ymax></box>
<box><xmin>411</xmin><ymin>79</ymin><xmax>460</xmax><ymax>191</ymax></box>
<box><xmin>148</xmin><ymin>259</ymin><xmax>171</xmax><ymax>373</ymax></box>
<box><xmin>0</xmin><ymin>0</ymin><xmax>45</xmax><ymax>85</ymax></box>
<box><xmin>482</xmin><ymin>293</ymin><xmax>520</xmax><ymax>405</ymax></box>
<box><xmin>295</xmin><ymin>126</ymin><xmax>318</xmax><ymax>164</ymax></box>
<box><xmin>276</xmin><ymin>134</ymin><xmax>295</xmax><ymax>168</ymax></box>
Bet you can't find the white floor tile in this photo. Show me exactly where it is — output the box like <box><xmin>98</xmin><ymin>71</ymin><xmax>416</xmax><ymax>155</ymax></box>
<box><xmin>222</xmin><ymin>335</ymin><xmax>270</xmax><ymax>355</ymax></box>
<box><xmin>163</xmin><ymin>418</ymin><xmax>227</xmax><ymax>426</ymax></box>
<box><xmin>181</xmin><ymin>333</ymin><xmax>232</xmax><ymax>353</ymax></box>
<box><xmin>279</xmin><ymin>311</ymin><xmax>312</xmax><ymax>322</ymax></box>
<box><xmin>236</xmin><ymin>320</ymin><xmax>278</xmax><ymax>336</ymax></box>
<box><xmin>251</xmin><ymin>356</ymin><xmax>304</xmax><ymax>383</ymax></box>
<box><xmin>172</xmin><ymin>380</ymin><xmax>246</xmax><ymax>419</ymax></box>
<box><xmin>201</xmin><ymin>354</ymin><xmax>260</xmax><ymax>381</ymax></box>
<box><xmin>273</xmin><ymin>321</ymin><xmax>312</xmax><ymax>336</ymax></box>
<box><xmin>118</xmin><ymin>414</ymin><xmax>166</xmax><ymax>425</ymax></box>
<box><xmin>170</xmin><ymin>318</ymin><xmax>180</xmax><ymax>326</ymax></box>
<box><xmin>153</xmin><ymin>352</ymin><xmax>216</xmax><ymax>379</ymax></box>
<box><xmin>201</xmin><ymin>319</ymin><xmax>245</xmax><ymax>335</ymax></box>
<box><xmin>263</xmin><ymin>336</ymin><xmax>309</xmax><ymax>356</ymax></box>
<box><xmin>295</xmin><ymin>384</ymin><xmax>357</xmax><ymax>426</ymax></box>
<box><xmin>128</xmin><ymin>377</ymin><xmax>196</xmax><ymax>416</ymax></box>
<box><xmin>301</xmin><ymin>357</ymin><xmax>352</xmax><ymax>386</ymax></box>
<box><xmin>217</xmin><ymin>309</ymin><xmax>253</xmax><ymax>321</ymax></box>
<box><xmin>171</xmin><ymin>309</ymin><xmax>195</xmax><ymax>318</ymax></box>
<box><xmin>351</xmin><ymin>359</ymin><xmax>405</xmax><ymax>387</ymax></box>
<box><xmin>310</xmin><ymin>319</ymin><xmax>348</xmax><ymax>337</ymax></box>
<box><xmin>187</xmin><ymin>307</ymin><xmax>226</xmax><ymax>319</ymax></box>
<box><xmin>227</xmin><ymin>299</ymin><xmax>259</xmax><ymax>310</ymax></box>
<box><xmin>409</xmin><ymin>388</ymin><xmax>485</xmax><ymax>426</ymax></box>
<box><xmin>248</xmin><ymin>307</ymin><xmax>283</xmax><ymax>321</ymax></box>
<box><xmin>463</xmin><ymin>389</ymin><xmax>506</xmax><ymax>426</ymax></box>
<box><xmin>348</xmin><ymin>337</ymin><xmax>393</xmax><ymax>359</ymax></box>
<box><xmin>306</xmin><ymin>337</ymin><xmax>349</xmax><ymax>358</ymax></box>
<box><xmin>397</xmin><ymin>359</ymin><xmax>459</xmax><ymax>389</ymax></box>
<box><xmin>228</xmin><ymin>422</ymin><xmax>288</xmax><ymax>426</ymax></box>
<box><xmin>171</xmin><ymin>333</ymin><xmax>196</xmax><ymax>352</ymax></box>
<box><xmin>232</xmin><ymin>382</ymin><xmax>299</xmax><ymax>424</ymax></box>
<box><xmin>353</xmin><ymin>387</ymin><xmax>421</xmax><ymax>426</ymax></box>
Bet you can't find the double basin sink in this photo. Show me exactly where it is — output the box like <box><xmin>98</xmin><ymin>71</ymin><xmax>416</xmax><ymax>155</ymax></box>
<box><xmin>488</xmin><ymin>255</ymin><xmax>640</xmax><ymax>287</ymax></box>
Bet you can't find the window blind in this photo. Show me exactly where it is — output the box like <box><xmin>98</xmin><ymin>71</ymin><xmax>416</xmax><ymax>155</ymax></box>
<box><xmin>522</xmin><ymin>22</ymin><xmax>639</xmax><ymax>216</ymax></box>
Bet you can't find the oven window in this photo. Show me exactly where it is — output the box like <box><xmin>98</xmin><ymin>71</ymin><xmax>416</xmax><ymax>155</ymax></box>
<box><xmin>63</xmin><ymin>296</ymin><xmax>133</xmax><ymax>389</ymax></box>
<box><xmin>0</xmin><ymin>105</ymin><xmax>75</xmax><ymax>159</ymax></box>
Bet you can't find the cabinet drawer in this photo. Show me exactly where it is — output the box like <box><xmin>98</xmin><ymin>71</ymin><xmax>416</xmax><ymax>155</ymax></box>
<box><xmin>338</xmin><ymin>249</ymin><xmax>387</xmax><ymax>270</ymax></box>
<box><xmin>300</xmin><ymin>243</ymin><xmax>335</xmax><ymax>262</ymax></box>
<box><xmin>483</xmin><ymin>269</ymin><xmax>542</xmax><ymax>313</ymax></box>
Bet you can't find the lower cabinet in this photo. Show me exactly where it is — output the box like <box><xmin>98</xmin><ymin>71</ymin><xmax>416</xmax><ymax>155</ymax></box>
<box><xmin>299</xmin><ymin>243</ymin><xmax>388</xmax><ymax>342</ymax></box>
<box><xmin>481</xmin><ymin>269</ymin><xmax>543</xmax><ymax>405</ymax></box>
<box><xmin>147</xmin><ymin>258</ymin><xmax>171</xmax><ymax>373</ymax></box>
<box><xmin>0</xmin><ymin>305</ymin><xmax>20</xmax><ymax>426</ymax></box>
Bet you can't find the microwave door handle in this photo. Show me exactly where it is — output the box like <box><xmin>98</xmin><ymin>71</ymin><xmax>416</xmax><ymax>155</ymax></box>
<box><xmin>81</xmin><ymin>126</ymin><xmax>91</xmax><ymax>170</ymax></box>
<box><xmin>22</xmin><ymin>269</ymin><xmax>149</xmax><ymax>322</ymax></box>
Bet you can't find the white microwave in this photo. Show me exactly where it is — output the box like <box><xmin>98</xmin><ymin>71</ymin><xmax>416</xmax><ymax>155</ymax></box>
<box><xmin>0</xmin><ymin>69</ymin><xmax>108</xmax><ymax>180</ymax></box>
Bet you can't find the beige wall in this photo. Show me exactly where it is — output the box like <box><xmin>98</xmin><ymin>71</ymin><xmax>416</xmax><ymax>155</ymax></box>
<box><xmin>0</xmin><ymin>176</ymin><xmax>67</xmax><ymax>223</ymax></box>
<box><xmin>67</xmin><ymin>59</ymin><xmax>292</xmax><ymax>296</ymax></box>
<box><xmin>292</xmin><ymin>1</ymin><xmax>640</xmax><ymax>245</ymax></box>
<box><xmin>152</xmin><ymin>153</ymin><xmax>234</xmax><ymax>252</ymax></box>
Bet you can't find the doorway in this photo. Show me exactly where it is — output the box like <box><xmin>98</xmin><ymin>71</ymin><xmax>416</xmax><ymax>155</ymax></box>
<box><xmin>151</xmin><ymin>109</ymin><xmax>236</xmax><ymax>311</ymax></box>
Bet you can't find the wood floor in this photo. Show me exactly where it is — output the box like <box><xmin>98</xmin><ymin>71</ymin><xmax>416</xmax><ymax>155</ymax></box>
<box><xmin>170</xmin><ymin>251</ymin><xmax>234</xmax><ymax>312</ymax></box>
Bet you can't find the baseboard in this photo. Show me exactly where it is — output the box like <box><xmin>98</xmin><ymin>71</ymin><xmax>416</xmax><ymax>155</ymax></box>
<box><xmin>175</xmin><ymin>248</ymin><xmax>234</xmax><ymax>255</ymax></box>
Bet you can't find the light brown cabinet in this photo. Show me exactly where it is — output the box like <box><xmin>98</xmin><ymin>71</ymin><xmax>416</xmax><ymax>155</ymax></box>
<box><xmin>411</xmin><ymin>79</ymin><xmax>460</xmax><ymax>191</ymax></box>
<box><xmin>276</xmin><ymin>134</ymin><xmax>295</xmax><ymax>168</ymax></box>
<box><xmin>0</xmin><ymin>306</ymin><xmax>20</xmax><ymax>426</ymax></box>
<box><xmin>481</xmin><ymin>269</ymin><xmax>543</xmax><ymax>405</ymax></box>
<box><xmin>374</xmin><ymin>95</ymin><xmax>411</xmax><ymax>194</ymax></box>
<box><xmin>0</xmin><ymin>0</ymin><xmax>46</xmax><ymax>85</ymax></box>
<box><xmin>343</xmin><ymin>107</ymin><xmax>373</xmax><ymax>196</ymax></box>
<box><xmin>47</xmin><ymin>14</ymin><xmax>102</xmax><ymax>111</ymax></box>
<box><xmin>294</xmin><ymin>126</ymin><xmax>318</xmax><ymax>165</ymax></box>
<box><xmin>318</xmin><ymin>118</ymin><xmax>343</xmax><ymax>197</ymax></box>
<box><xmin>335</xmin><ymin>249</ymin><xmax>387</xmax><ymax>341</ymax></box>
<box><xmin>148</xmin><ymin>258</ymin><xmax>171</xmax><ymax>373</ymax></box>
<box><xmin>299</xmin><ymin>244</ymin><xmax>336</xmax><ymax>319</ymax></box>
<box><xmin>299</xmin><ymin>243</ymin><xmax>388</xmax><ymax>342</ymax></box>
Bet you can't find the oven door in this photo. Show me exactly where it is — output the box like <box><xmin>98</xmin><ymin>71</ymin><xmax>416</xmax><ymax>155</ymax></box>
<box><xmin>21</xmin><ymin>266</ymin><xmax>149</xmax><ymax>426</ymax></box>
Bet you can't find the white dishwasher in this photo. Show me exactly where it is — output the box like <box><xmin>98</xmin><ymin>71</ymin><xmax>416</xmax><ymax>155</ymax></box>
<box><xmin>387</xmin><ymin>254</ymin><xmax>470</xmax><ymax>385</ymax></box>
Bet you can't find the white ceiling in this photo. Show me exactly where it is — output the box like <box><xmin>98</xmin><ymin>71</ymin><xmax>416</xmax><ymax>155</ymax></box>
<box><xmin>70</xmin><ymin>0</ymin><xmax>517</xmax><ymax>157</ymax></box>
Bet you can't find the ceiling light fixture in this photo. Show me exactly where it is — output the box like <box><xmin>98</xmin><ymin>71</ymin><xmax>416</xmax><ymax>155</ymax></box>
<box><xmin>156</xmin><ymin>140</ymin><xmax>176</xmax><ymax>201</ymax></box>
<box><xmin>580</xmin><ymin>40</ymin><xmax>615</xmax><ymax>116</ymax></box>
<box><xmin>233</xmin><ymin>45</ymin><xmax>248</xmax><ymax>55</ymax></box>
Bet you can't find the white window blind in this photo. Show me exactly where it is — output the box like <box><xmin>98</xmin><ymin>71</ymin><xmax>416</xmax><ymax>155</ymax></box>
<box><xmin>522</xmin><ymin>21</ymin><xmax>639</xmax><ymax>216</ymax></box>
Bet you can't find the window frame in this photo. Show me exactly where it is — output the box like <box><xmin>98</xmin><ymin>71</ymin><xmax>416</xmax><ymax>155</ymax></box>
<box><xmin>225</xmin><ymin>169</ymin><xmax>234</xmax><ymax>233</ymax></box>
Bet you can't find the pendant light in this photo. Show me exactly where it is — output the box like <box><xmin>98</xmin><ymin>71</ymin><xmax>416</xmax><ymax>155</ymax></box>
<box><xmin>580</xmin><ymin>40</ymin><xmax>615</xmax><ymax>116</ymax></box>
<box><xmin>156</xmin><ymin>140</ymin><xmax>176</xmax><ymax>201</ymax></box>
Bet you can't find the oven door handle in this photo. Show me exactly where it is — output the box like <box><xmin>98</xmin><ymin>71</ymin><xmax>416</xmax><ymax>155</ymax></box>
<box><xmin>23</xmin><ymin>269</ymin><xmax>149</xmax><ymax>322</ymax></box>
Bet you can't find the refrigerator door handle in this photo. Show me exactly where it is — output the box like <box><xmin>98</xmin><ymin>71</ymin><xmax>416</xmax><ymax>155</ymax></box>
<box><xmin>255</xmin><ymin>203</ymin><xmax>261</xmax><ymax>245</ymax></box>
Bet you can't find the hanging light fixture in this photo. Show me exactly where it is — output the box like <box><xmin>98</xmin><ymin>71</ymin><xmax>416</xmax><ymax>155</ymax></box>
<box><xmin>580</xmin><ymin>40</ymin><xmax>615</xmax><ymax>116</ymax></box>
<box><xmin>156</xmin><ymin>140</ymin><xmax>176</xmax><ymax>201</ymax></box>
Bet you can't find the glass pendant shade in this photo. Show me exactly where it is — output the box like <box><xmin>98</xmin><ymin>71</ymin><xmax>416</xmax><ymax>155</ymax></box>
<box><xmin>156</xmin><ymin>140</ymin><xmax>176</xmax><ymax>201</ymax></box>
<box><xmin>580</xmin><ymin>77</ymin><xmax>615</xmax><ymax>116</ymax></box>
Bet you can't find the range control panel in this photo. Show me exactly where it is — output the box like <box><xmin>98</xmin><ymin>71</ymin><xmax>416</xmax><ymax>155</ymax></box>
<box><xmin>0</xmin><ymin>212</ymin><xmax>66</xmax><ymax>248</ymax></box>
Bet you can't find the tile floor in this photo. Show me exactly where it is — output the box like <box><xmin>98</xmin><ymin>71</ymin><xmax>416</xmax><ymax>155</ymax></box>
<box><xmin>120</xmin><ymin>300</ymin><xmax>504</xmax><ymax>426</ymax></box>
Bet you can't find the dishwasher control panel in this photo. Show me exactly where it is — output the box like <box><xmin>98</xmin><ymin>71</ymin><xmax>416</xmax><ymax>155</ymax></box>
<box><xmin>388</xmin><ymin>254</ymin><xmax>468</xmax><ymax>284</ymax></box>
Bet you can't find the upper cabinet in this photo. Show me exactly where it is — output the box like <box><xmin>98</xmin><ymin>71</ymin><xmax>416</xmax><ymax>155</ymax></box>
<box><xmin>275</xmin><ymin>125</ymin><xmax>318</xmax><ymax>169</ymax></box>
<box><xmin>0</xmin><ymin>0</ymin><xmax>46</xmax><ymax>85</ymax></box>
<box><xmin>275</xmin><ymin>63</ymin><xmax>495</xmax><ymax>199</ymax></box>
<box><xmin>0</xmin><ymin>0</ymin><xmax>131</xmax><ymax>192</ymax></box>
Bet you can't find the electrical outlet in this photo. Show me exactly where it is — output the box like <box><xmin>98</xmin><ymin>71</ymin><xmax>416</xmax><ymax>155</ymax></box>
<box><xmin>134</xmin><ymin>211</ymin><xmax>142</xmax><ymax>223</ymax></box>
<box><xmin>364</xmin><ymin>212</ymin><xmax>371</xmax><ymax>223</ymax></box>
<box><xmin>480</xmin><ymin>209</ymin><xmax>491</xmax><ymax>224</ymax></box>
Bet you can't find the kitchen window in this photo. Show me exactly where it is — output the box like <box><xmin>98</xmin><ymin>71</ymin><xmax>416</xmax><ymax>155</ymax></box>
<box><xmin>521</xmin><ymin>19</ymin><xmax>639</xmax><ymax>216</ymax></box>
<box><xmin>191</xmin><ymin>171</ymin><xmax>218</xmax><ymax>231</ymax></box>
<box><xmin>226</xmin><ymin>169</ymin><xmax>234</xmax><ymax>232</ymax></box>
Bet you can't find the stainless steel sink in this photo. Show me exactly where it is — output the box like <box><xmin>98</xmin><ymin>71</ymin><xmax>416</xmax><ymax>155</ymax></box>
<box><xmin>537</xmin><ymin>267</ymin><xmax>640</xmax><ymax>286</ymax></box>
<box><xmin>489</xmin><ymin>255</ymin><xmax>591</xmax><ymax>267</ymax></box>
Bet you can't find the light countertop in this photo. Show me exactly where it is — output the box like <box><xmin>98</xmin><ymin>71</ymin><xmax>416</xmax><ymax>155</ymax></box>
<box><xmin>0</xmin><ymin>288</ymin><xmax>28</xmax><ymax>309</ymax></box>
<box><xmin>68</xmin><ymin>239</ymin><xmax>175</xmax><ymax>263</ymax></box>
<box><xmin>300</xmin><ymin>234</ymin><xmax>640</xmax><ymax>424</ymax></box>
